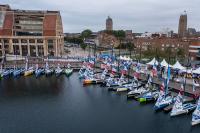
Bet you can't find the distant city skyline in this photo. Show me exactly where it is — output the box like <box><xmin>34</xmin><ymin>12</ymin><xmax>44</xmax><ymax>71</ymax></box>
<box><xmin>1</xmin><ymin>0</ymin><xmax>200</xmax><ymax>33</ymax></box>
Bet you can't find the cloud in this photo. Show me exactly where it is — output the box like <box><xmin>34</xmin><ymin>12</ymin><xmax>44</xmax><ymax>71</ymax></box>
<box><xmin>1</xmin><ymin>0</ymin><xmax>200</xmax><ymax>33</ymax></box>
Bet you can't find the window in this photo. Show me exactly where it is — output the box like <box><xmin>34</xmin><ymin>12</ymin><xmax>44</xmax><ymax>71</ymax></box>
<box><xmin>22</xmin><ymin>45</ymin><xmax>28</xmax><ymax>56</ymax></box>
<box><xmin>12</xmin><ymin>39</ymin><xmax>19</xmax><ymax>43</ymax></box>
<box><xmin>13</xmin><ymin>45</ymin><xmax>20</xmax><ymax>55</ymax></box>
<box><xmin>30</xmin><ymin>45</ymin><xmax>36</xmax><ymax>57</ymax></box>
<box><xmin>29</xmin><ymin>39</ymin><xmax>35</xmax><ymax>43</ymax></box>
<box><xmin>21</xmin><ymin>39</ymin><xmax>27</xmax><ymax>43</ymax></box>
<box><xmin>37</xmin><ymin>39</ymin><xmax>43</xmax><ymax>43</ymax></box>
<box><xmin>38</xmin><ymin>45</ymin><xmax>44</xmax><ymax>56</ymax></box>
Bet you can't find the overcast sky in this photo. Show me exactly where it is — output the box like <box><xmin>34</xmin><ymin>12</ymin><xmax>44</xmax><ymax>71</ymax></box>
<box><xmin>1</xmin><ymin>0</ymin><xmax>200</xmax><ymax>33</ymax></box>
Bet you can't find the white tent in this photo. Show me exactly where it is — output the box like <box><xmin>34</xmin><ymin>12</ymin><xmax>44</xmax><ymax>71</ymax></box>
<box><xmin>146</xmin><ymin>58</ymin><xmax>158</xmax><ymax>65</ymax></box>
<box><xmin>160</xmin><ymin>59</ymin><xmax>171</xmax><ymax>67</ymax></box>
<box><xmin>193</xmin><ymin>67</ymin><xmax>200</xmax><ymax>74</ymax></box>
<box><xmin>119</xmin><ymin>56</ymin><xmax>132</xmax><ymax>61</ymax></box>
<box><xmin>181</xmin><ymin>69</ymin><xmax>193</xmax><ymax>73</ymax></box>
<box><xmin>172</xmin><ymin>61</ymin><xmax>186</xmax><ymax>70</ymax></box>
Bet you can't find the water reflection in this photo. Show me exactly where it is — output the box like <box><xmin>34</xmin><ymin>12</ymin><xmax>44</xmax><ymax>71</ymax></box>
<box><xmin>0</xmin><ymin>75</ymin><xmax>64</xmax><ymax>98</ymax></box>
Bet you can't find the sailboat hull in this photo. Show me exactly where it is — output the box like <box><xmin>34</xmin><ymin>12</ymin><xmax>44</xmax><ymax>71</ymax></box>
<box><xmin>170</xmin><ymin>110</ymin><xmax>187</xmax><ymax>117</ymax></box>
<box><xmin>192</xmin><ymin>120</ymin><xmax>200</xmax><ymax>126</ymax></box>
<box><xmin>65</xmin><ymin>69</ymin><xmax>73</xmax><ymax>77</ymax></box>
<box><xmin>13</xmin><ymin>70</ymin><xmax>21</xmax><ymax>77</ymax></box>
<box><xmin>24</xmin><ymin>70</ymin><xmax>34</xmax><ymax>76</ymax></box>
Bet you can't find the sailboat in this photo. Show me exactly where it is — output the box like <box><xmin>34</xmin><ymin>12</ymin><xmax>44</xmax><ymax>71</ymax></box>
<box><xmin>170</xmin><ymin>92</ymin><xmax>196</xmax><ymax>117</ymax></box>
<box><xmin>107</xmin><ymin>74</ymin><xmax>128</xmax><ymax>90</ymax></box>
<box><xmin>1</xmin><ymin>70</ymin><xmax>10</xmax><ymax>79</ymax></box>
<box><xmin>55</xmin><ymin>63</ymin><xmax>63</xmax><ymax>76</ymax></box>
<box><xmin>13</xmin><ymin>55</ymin><xmax>22</xmax><ymax>78</ymax></box>
<box><xmin>35</xmin><ymin>64</ymin><xmax>44</xmax><ymax>78</ymax></box>
<box><xmin>45</xmin><ymin>58</ymin><xmax>53</xmax><ymax>76</ymax></box>
<box><xmin>0</xmin><ymin>58</ymin><xmax>10</xmax><ymax>79</ymax></box>
<box><xmin>154</xmin><ymin>66</ymin><xmax>174</xmax><ymax>111</ymax></box>
<box><xmin>24</xmin><ymin>57</ymin><xmax>34</xmax><ymax>76</ymax></box>
<box><xmin>116</xmin><ymin>77</ymin><xmax>140</xmax><ymax>93</ymax></box>
<box><xmin>154</xmin><ymin>81</ymin><xmax>174</xmax><ymax>111</ymax></box>
<box><xmin>64</xmin><ymin>63</ymin><xmax>73</xmax><ymax>77</ymax></box>
<box><xmin>13</xmin><ymin>65</ymin><xmax>22</xmax><ymax>78</ymax></box>
<box><xmin>127</xmin><ymin>75</ymin><xmax>151</xmax><ymax>99</ymax></box>
<box><xmin>192</xmin><ymin>98</ymin><xmax>200</xmax><ymax>126</ymax></box>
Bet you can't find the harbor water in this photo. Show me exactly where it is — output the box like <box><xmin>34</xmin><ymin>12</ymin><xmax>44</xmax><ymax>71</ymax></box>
<box><xmin>0</xmin><ymin>73</ymin><xmax>199</xmax><ymax>133</ymax></box>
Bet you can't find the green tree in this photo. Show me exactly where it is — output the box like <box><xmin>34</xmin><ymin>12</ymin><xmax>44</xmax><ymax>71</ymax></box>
<box><xmin>177</xmin><ymin>48</ymin><xmax>185</xmax><ymax>58</ymax></box>
<box><xmin>126</xmin><ymin>42</ymin><xmax>135</xmax><ymax>58</ymax></box>
<box><xmin>80</xmin><ymin>43</ymin><xmax>87</xmax><ymax>50</ymax></box>
<box><xmin>81</xmin><ymin>29</ymin><xmax>92</xmax><ymax>39</ymax></box>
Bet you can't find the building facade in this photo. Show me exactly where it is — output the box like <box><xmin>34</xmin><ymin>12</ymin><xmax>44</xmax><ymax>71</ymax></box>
<box><xmin>0</xmin><ymin>4</ymin><xmax>64</xmax><ymax>58</ymax></box>
<box><xmin>134</xmin><ymin>37</ymin><xmax>189</xmax><ymax>57</ymax></box>
<box><xmin>106</xmin><ymin>16</ymin><xmax>113</xmax><ymax>31</ymax></box>
<box><xmin>188</xmin><ymin>39</ymin><xmax>200</xmax><ymax>61</ymax></box>
<box><xmin>178</xmin><ymin>11</ymin><xmax>187</xmax><ymax>38</ymax></box>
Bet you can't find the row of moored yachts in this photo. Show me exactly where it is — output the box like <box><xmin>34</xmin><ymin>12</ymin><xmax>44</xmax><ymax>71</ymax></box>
<box><xmin>0</xmin><ymin>63</ymin><xmax>73</xmax><ymax>79</ymax></box>
<box><xmin>79</xmin><ymin>67</ymin><xmax>200</xmax><ymax>126</ymax></box>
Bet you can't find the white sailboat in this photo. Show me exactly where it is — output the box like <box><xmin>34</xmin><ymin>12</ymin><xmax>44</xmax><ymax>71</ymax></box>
<box><xmin>170</xmin><ymin>93</ymin><xmax>184</xmax><ymax>116</ymax></box>
<box><xmin>171</xmin><ymin>91</ymin><xmax>197</xmax><ymax>117</ymax></box>
<box><xmin>24</xmin><ymin>57</ymin><xmax>34</xmax><ymax>76</ymax></box>
<box><xmin>45</xmin><ymin>58</ymin><xmax>53</xmax><ymax>76</ymax></box>
<box><xmin>55</xmin><ymin>63</ymin><xmax>63</xmax><ymax>76</ymax></box>
<box><xmin>192</xmin><ymin>98</ymin><xmax>200</xmax><ymax>126</ymax></box>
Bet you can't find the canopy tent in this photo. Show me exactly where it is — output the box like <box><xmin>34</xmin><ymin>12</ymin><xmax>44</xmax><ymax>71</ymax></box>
<box><xmin>160</xmin><ymin>59</ymin><xmax>171</xmax><ymax>67</ymax></box>
<box><xmin>172</xmin><ymin>61</ymin><xmax>186</xmax><ymax>70</ymax></box>
<box><xmin>193</xmin><ymin>67</ymin><xmax>200</xmax><ymax>74</ymax></box>
<box><xmin>146</xmin><ymin>58</ymin><xmax>158</xmax><ymax>65</ymax></box>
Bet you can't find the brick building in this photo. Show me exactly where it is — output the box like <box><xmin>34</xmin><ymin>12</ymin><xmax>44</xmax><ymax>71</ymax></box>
<box><xmin>0</xmin><ymin>4</ymin><xmax>64</xmax><ymax>59</ymax></box>
<box><xmin>134</xmin><ymin>37</ymin><xmax>189</xmax><ymax>57</ymax></box>
<box><xmin>188</xmin><ymin>39</ymin><xmax>200</xmax><ymax>61</ymax></box>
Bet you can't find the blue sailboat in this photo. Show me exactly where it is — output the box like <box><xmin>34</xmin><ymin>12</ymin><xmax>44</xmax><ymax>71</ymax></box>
<box><xmin>154</xmin><ymin>66</ymin><xmax>174</xmax><ymax>111</ymax></box>
<box><xmin>1</xmin><ymin>69</ymin><xmax>10</xmax><ymax>78</ymax></box>
<box><xmin>13</xmin><ymin>57</ymin><xmax>22</xmax><ymax>77</ymax></box>
<box><xmin>13</xmin><ymin>68</ymin><xmax>22</xmax><ymax>77</ymax></box>
<box><xmin>35</xmin><ymin>64</ymin><xmax>44</xmax><ymax>78</ymax></box>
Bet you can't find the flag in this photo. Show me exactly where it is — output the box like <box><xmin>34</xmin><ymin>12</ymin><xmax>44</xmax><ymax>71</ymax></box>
<box><xmin>133</xmin><ymin>72</ymin><xmax>139</xmax><ymax>80</ymax></box>
<box><xmin>180</xmin><ymin>84</ymin><xmax>184</xmax><ymax>95</ymax></box>
<box><xmin>160</xmin><ymin>80</ymin><xmax>165</xmax><ymax>92</ymax></box>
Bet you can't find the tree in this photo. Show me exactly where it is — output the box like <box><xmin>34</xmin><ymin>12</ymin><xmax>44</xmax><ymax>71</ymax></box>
<box><xmin>81</xmin><ymin>29</ymin><xmax>92</xmax><ymax>39</ymax></box>
<box><xmin>177</xmin><ymin>48</ymin><xmax>185</xmax><ymax>58</ymax></box>
<box><xmin>80</xmin><ymin>43</ymin><xmax>87</xmax><ymax>50</ymax></box>
<box><xmin>127</xmin><ymin>42</ymin><xmax>135</xmax><ymax>58</ymax></box>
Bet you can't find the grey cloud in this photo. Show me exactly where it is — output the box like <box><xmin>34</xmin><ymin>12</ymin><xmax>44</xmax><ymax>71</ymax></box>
<box><xmin>1</xmin><ymin>0</ymin><xmax>200</xmax><ymax>33</ymax></box>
